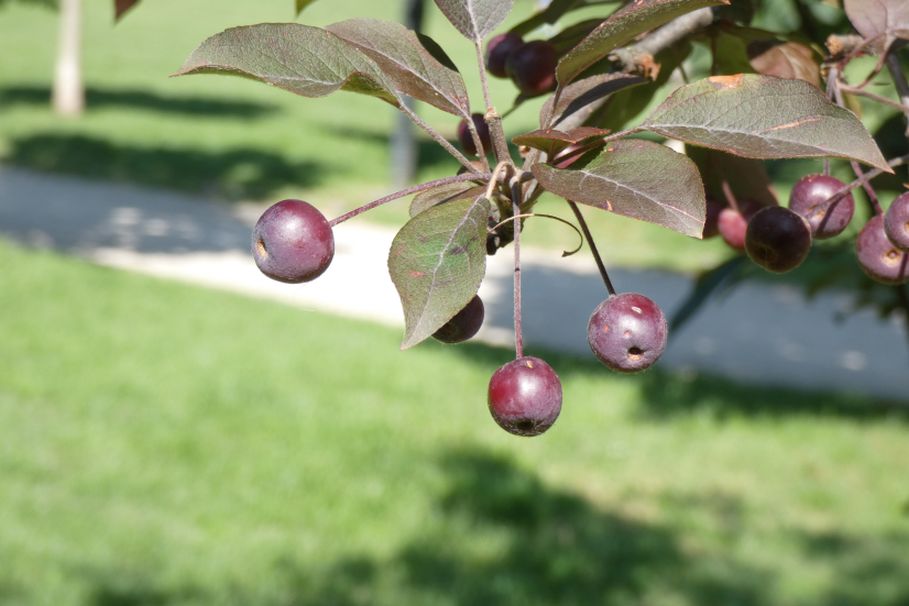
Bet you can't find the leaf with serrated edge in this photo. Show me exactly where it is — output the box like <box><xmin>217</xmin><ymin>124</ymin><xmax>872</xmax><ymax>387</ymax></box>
<box><xmin>557</xmin><ymin>0</ymin><xmax>726</xmax><ymax>86</ymax></box>
<box><xmin>433</xmin><ymin>0</ymin><xmax>513</xmax><ymax>40</ymax></box>
<box><xmin>175</xmin><ymin>24</ymin><xmax>400</xmax><ymax>107</ymax></box>
<box><xmin>532</xmin><ymin>139</ymin><xmax>705</xmax><ymax>238</ymax></box>
<box><xmin>643</xmin><ymin>74</ymin><xmax>890</xmax><ymax>171</ymax></box>
<box><xmin>389</xmin><ymin>197</ymin><xmax>490</xmax><ymax>349</ymax></box>
<box><xmin>327</xmin><ymin>19</ymin><xmax>470</xmax><ymax>118</ymax></box>
<box><xmin>844</xmin><ymin>0</ymin><xmax>909</xmax><ymax>51</ymax></box>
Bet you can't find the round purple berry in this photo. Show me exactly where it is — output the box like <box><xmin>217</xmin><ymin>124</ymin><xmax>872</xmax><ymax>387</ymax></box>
<box><xmin>488</xmin><ymin>356</ymin><xmax>562</xmax><ymax>437</ymax></box>
<box><xmin>745</xmin><ymin>206</ymin><xmax>813</xmax><ymax>273</ymax></box>
<box><xmin>587</xmin><ymin>293</ymin><xmax>668</xmax><ymax>373</ymax></box>
<box><xmin>485</xmin><ymin>33</ymin><xmax>524</xmax><ymax>79</ymax></box>
<box><xmin>457</xmin><ymin>113</ymin><xmax>491</xmax><ymax>156</ymax></box>
<box><xmin>252</xmin><ymin>199</ymin><xmax>334</xmax><ymax>283</ymax></box>
<box><xmin>856</xmin><ymin>215</ymin><xmax>909</xmax><ymax>285</ymax></box>
<box><xmin>884</xmin><ymin>192</ymin><xmax>909</xmax><ymax>251</ymax></box>
<box><xmin>433</xmin><ymin>296</ymin><xmax>485</xmax><ymax>344</ymax></box>
<box><xmin>789</xmin><ymin>174</ymin><xmax>855</xmax><ymax>239</ymax></box>
<box><xmin>506</xmin><ymin>41</ymin><xmax>558</xmax><ymax>96</ymax></box>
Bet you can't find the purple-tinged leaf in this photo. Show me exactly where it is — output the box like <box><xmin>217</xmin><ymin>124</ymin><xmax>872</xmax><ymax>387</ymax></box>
<box><xmin>513</xmin><ymin>127</ymin><xmax>610</xmax><ymax>156</ymax></box>
<box><xmin>410</xmin><ymin>184</ymin><xmax>487</xmax><ymax>217</ymax></box>
<box><xmin>844</xmin><ymin>0</ymin><xmax>909</xmax><ymax>51</ymax></box>
<box><xmin>539</xmin><ymin>73</ymin><xmax>647</xmax><ymax>129</ymax></box>
<box><xmin>175</xmin><ymin>24</ymin><xmax>400</xmax><ymax>107</ymax></box>
<box><xmin>748</xmin><ymin>40</ymin><xmax>820</xmax><ymax>87</ymax></box>
<box><xmin>687</xmin><ymin>147</ymin><xmax>778</xmax><ymax>208</ymax></box>
<box><xmin>295</xmin><ymin>0</ymin><xmax>317</xmax><ymax>15</ymax></box>
<box><xmin>556</xmin><ymin>0</ymin><xmax>727</xmax><ymax>86</ymax></box>
<box><xmin>327</xmin><ymin>19</ymin><xmax>471</xmax><ymax>118</ymax></box>
<box><xmin>114</xmin><ymin>0</ymin><xmax>139</xmax><ymax>21</ymax></box>
<box><xmin>532</xmin><ymin>139</ymin><xmax>706</xmax><ymax>238</ymax></box>
<box><xmin>433</xmin><ymin>0</ymin><xmax>513</xmax><ymax>41</ymax></box>
<box><xmin>389</xmin><ymin>196</ymin><xmax>491</xmax><ymax>349</ymax></box>
<box><xmin>642</xmin><ymin>74</ymin><xmax>890</xmax><ymax>171</ymax></box>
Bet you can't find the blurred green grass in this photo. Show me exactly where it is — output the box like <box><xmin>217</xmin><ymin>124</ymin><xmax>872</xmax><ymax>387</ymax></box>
<box><xmin>2</xmin><ymin>237</ymin><xmax>909</xmax><ymax>605</ymax></box>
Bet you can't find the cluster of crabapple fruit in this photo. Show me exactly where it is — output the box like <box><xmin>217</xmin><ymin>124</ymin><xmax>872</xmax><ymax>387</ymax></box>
<box><xmin>251</xmin><ymin>196</ymin><xmax>670</xmax><ymax>438</ymax></box>
<box><xmin>704</xmin><ymin>173</ymin><xmax>908</xmax><ymax>284</ymax></box>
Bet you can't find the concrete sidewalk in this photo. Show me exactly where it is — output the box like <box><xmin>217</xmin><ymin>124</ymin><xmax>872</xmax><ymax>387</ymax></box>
<box><xmin>1</xmin><ymin>166</ymin><xmax>907</xmax><ymax>401</ymax></box>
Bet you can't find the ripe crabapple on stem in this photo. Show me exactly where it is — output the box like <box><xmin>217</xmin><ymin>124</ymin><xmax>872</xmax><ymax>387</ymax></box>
<box><xmin>856</xmin><ymin>215</ymin><xmax>909</xmax><ymax>285</ymax></box>
<box><xmin>457</xmin><ymin>113</ymin><xmax>491</xmax><ymax>156</ymax></box>
<box><xmin>745</xmin><ymin>206</ymin><xmax>813</xmax><ymax>274</ymax></box>
<box><xmin>433</xmin><ymin>295</ymin><xmax>485</xmax><ymax>344</ymax></box>
<box><xmin>587</xmin><ymin>293</ymin><xmax>668</xmax><ymax>373</ymax></box>
<box><xmin>252</xmin><ymin>199</ymin><xmax>334</xmax><ymax>284</ymax></box>
<box><xmin>505</xmin><ymin>40</ymin><xmax>558</xmax><ymax>96</ymax></box>
<box><xmin>485</xmin><ymin>32</ymin><xmax>524</xmax><ymax>79</ymax></box>
<box><xmin>718</xmin><ymin>200</ymin><xmax>762</xmax><ymax>251</ymax></box>
<box><xmin>789</xmin><ymin>174</ymin><xmax>855</xmax><ymax>239</ymax></box>
<box><xmin>488</xmin><ymin>356</ymin><xmax>563</xmax><ymax>437</ymax></box>
<box><xmin>884</xmin><ymin>192</ymin><xmax>909</xmax><ymax>251</ymax></box>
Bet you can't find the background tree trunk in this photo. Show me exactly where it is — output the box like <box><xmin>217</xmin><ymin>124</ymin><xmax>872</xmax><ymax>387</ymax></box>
<box><xmin>53</xmin><ymin>0</ymin><xmax>84</xmax><ymax>117</ymax></box>
<box><xmin>390</xmin><ymin>0</ymin><xmax>424</xmax><ymax>188</ymax></box>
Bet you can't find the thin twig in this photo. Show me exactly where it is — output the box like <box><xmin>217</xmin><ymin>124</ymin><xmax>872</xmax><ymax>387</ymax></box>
<box><xmin>510</xmin><ymin>178</ymin><xmax>525</xmax><ymax>359</ymax></box>
<box><xmin>399</xmin><ymin>102</ymin><xmax>479</xmax><ymax>174</ymax></box>
<box><xmin>329</xmin><ymin>172</ymin><xmax>491</xmax><ymax>226</ymax></box>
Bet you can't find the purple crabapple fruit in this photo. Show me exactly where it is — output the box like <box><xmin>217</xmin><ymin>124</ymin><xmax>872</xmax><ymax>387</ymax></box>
<box><xmin>884</xmin><ymin>192</ymin><xmax>909</xmax><ymax>251</ymax></box>
<box><xmin>457</xmin><ymin>113</ymin><xmax>492</xmax><ymax>156</ymax></box>
<box><xmin>718</xmin><ymin>200</ymin><xmax>761</xmax><ymax>250</ymax></box>
<box><xmin>485</xmin><ymin>32</ymin><xmax>524</xmax><ymax>79</ymax></box>
<box><xmin>506</xmin><ymin>40</ymin><xmax>558</xmax><ymax>96</ymax></box>
<box><xmin>587</xmin><ymin>293</ymin><xmax>668</xmax><ymax>373</ymax></box>
<box><xmin>252</xmin><ymin>199</ymin><xmax>334</xmax><ymax>283</ymax></box>
<box><xmin>745</xmin><ymin>206</ymin><xmax>812</xmax><ymax>273</ymax></box>
<box><xmin>433</xmin><ymin>295</ymin><xmax>485</xmax><ymax>344</ymax></box>
<box><xmin>488</xmin><ymin>356</ymin><xmax>562</xmax><ymax>436</ymax></box>
<box><xmin>789</xmin><ymin>174</ymin><xmax>855</xmax><ymax>239</ymax></box>
<box><xmin>856</xmin><ymin>215</ymin><xmax>909</xmax><ymax>285</ymax></box>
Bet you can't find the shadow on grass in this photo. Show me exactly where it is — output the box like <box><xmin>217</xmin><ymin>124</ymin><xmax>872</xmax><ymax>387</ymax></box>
<box><xmin>0</xmin><ymin>84</ymin><xmax>278</xmax><ymax>119</ymax></box>
<box><xmin>4</xmin><ymin>134</ymin><xmax>325</xmax><ymax>200</ymax></box>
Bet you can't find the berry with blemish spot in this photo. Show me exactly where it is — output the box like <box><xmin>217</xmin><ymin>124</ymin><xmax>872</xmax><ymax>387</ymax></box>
<box><xmin>488</xmin><ymin>356</ymin><xmax>562</xmax><ymax>436</ymax></box>
<box><xmin>587</xmin><ymin>293</ymin><xmax>668</xmax><ymax>373</ymax></box>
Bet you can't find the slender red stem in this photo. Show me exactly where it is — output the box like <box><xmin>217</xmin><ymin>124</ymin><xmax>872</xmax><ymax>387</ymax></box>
<box><xmin>510</xmin><ymin>179</ymin><xmax>524</xmax><ymax>359</ymax></box>
<box><xmin>567</xmin><ymin>201</ymin><xmax>617</xmax><ymax>296</ymax></box>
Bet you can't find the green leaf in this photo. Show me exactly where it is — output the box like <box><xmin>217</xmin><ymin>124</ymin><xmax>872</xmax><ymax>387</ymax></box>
<box><xmin>844</xmin><ymin>0</ymin><xmax>909</xmax><ymax>51</ymax></box>
<box><xmin>532</xmin><ymin>139</ymin><xmax>706</xmax><ymax>238</ymax></box>
<box><xmin>389</xmin><ymin>197</ymin><xmax>491</xmax><ymax>349</ymax></box>
<box><xmin>327</xmin><ymin>19</ymin><xmax>471</xmax><ymax>118</ymax></box>
<box><xmin>433</xmin><ymin>0</ymin><xmax>513</xmax><ymax>41</ymax></box>
<box><xmin>174</xmin><ymin>24</ymin><xmax>400</xmax><ymax>107</ymax></box>
<box><xmin>642</xmin><ymin>74</ymin><xmax>891</xmax><ymax>171</ymax></box>
<box><xmin>556</xmin><ymin>0</ymin><xmax>726</xmax><ymax>86</ymax></box>
<box><xmin>539</xmin><ymin>73</ymin><xmax>647</xmax><ymax>129</ymax></box>
<box><xmin>295</xmin><ymin>0</ymin><xmax>317</xmax><ymax>15</ymax></box>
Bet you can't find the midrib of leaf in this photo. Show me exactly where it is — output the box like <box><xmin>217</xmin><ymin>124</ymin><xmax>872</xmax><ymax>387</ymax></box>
<box><xmin>574</xmin><ymin>170</ymin><xmax>701</xmax><ymax>223</ymax></box>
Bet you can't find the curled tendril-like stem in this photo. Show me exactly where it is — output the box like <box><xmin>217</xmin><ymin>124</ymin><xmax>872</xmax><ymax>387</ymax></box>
<box><xmin>490</xmin><ymin>212</ymin><xmax>585</xmax><ymax>257</ymax></box>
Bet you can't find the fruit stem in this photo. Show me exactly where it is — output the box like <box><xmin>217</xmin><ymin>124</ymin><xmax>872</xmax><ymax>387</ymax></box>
<box><xmin>825</xmin><ymin>153</ymin><xmax>909</xmax><ymax>207</ymax></box>
<box><xmin>329</xmin><ymin>172</ymin><xmax>491</xmax><ymax>226</ymax></box>
<box><xmin>398</xmin><ymin>102</ymin><xmax>481</xmax><ymax>174</ymax></box>
<box><xmin>510</xmin><ymin>177</ymin><xmax>525</xmax><ymax>359</ymax></box>
<box><xmin>474</xmin><ymin>39</ymin><xmax>512</xmax><ymax>164</ymax></box>
<box><xmin>568</xmin><ymin>201</ymin><xmax>617</xmax><ymax>296</ymax></box>
<box><xmin>828</xmin><ymin>67</ymin><xmax>884</xmax><ymax>215</ymax></box>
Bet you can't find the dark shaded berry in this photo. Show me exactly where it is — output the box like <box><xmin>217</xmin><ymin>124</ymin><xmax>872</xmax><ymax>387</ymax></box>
<box><xmin>506</xmin><ymin>40</ymin><xmax>558</xmax><ymax>96</ymax></box>
<box><xmin>488</xmin><ymin>356</ymin><xmax>562</xmax><ymax>437</ymax></box>
<box><xmin>884</xmin><ymin>192</ymin><xmax>909</xmax><ymax>251</ymax></box>
<box><xmin>856</xmin><ymin>215</ymin><xmax>909</xmax><ymax>285</ymax></box>
<box><xmin>587</xmin><ymin>293</ymin><xmax>668</xmax><ymax>373</ymax></box>
<box><xmin>789</xmin><ymin>174</ymin><xmax>855</xmax><ymax>239</ymax></box>
<box><xmin>252</xmin><ymin>199</ymin><xmax>334</xmax><ymax>283</ymax></box>
<box><xmin>703</xmin><ymin>196</ymin><xmax>725</xmax><ymax>239</ymax></box>
<box><xmin>433</xmin><ymin>296</ymin><xmax>485</xmax><ymax>344</ymax></box>
<box><xmin>457</xmin><ymin>113</ymin><xmax>491</xmax><ymax>156</ymax></box>
<box><xmin>745</xmin><ymin>206</ymin><xmax>812</xmax><ymax>273</ymax></box>
<box><xmin>485</xmin><ymin>33</ymin><xmax>524</xmax><ymax>78</ymax></box>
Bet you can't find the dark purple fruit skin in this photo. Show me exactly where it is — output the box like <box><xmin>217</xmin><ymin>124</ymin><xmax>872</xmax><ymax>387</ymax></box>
<box><xmin>506</xmin><ymin>41</ymin><xmax>557</xmax><ymax>96</ymax></box>
<box><xmin>252</xmin><ymin>199</ymin><xmax>334</xmax><ymax>283</ymax></box>
<box><xmin>703</xmin><ymin>197</ymin><xmax>725</xmax><ymax>239</ymax></box>
<box><xmin>884</xmin><ymin>192</ymin><xmax>909</xmax><ymax>251</ymax></box>
<box><xmin>587</xmin><ymin>293</ymin><xmax>668</xmax><ymax>374</ymax></box>
<box><xmin>486</xmin><ymin>33</ymin><xmax>524</xmax><ymax>78</ymax></box>
<box><xmin>433</xmin><ymin>296</ymin><xmax>485</xmax><ymax>344</ymax></box>
<box><xmin>745</xmin><ymin>206</ymin><xmax>812</xmax><ymax>273</ymax></box>
<box><xmin>789</xmin><ymin>174</ymin><xmax>855</xmax><ymax>239</ymax></box>
<box><xmin>488</xmin><ymin>356</ymin><xmax>562</xmax><ymax>437</ymax></box>
<box><xmin>457</xmin><ymin>113</ymin><xmax>491</xmax><ymax>156</ymax></box>
<box><xmin>856</xmin><ymin>215</ymin><xmax>909</xmax><ymax>285</ymax></box>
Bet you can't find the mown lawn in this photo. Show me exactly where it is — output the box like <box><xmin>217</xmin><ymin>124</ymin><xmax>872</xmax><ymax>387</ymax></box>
<box><xmin>1</xmin><ymin>238</ymin><xmax>907</xmax><ymax>605</ymax></box>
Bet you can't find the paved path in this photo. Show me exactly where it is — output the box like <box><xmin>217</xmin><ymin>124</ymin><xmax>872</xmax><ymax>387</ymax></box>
<box><xmin>1</xmin><ymin>166</ymin><xmax>907</xmax><ymax>401</ymax></box>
